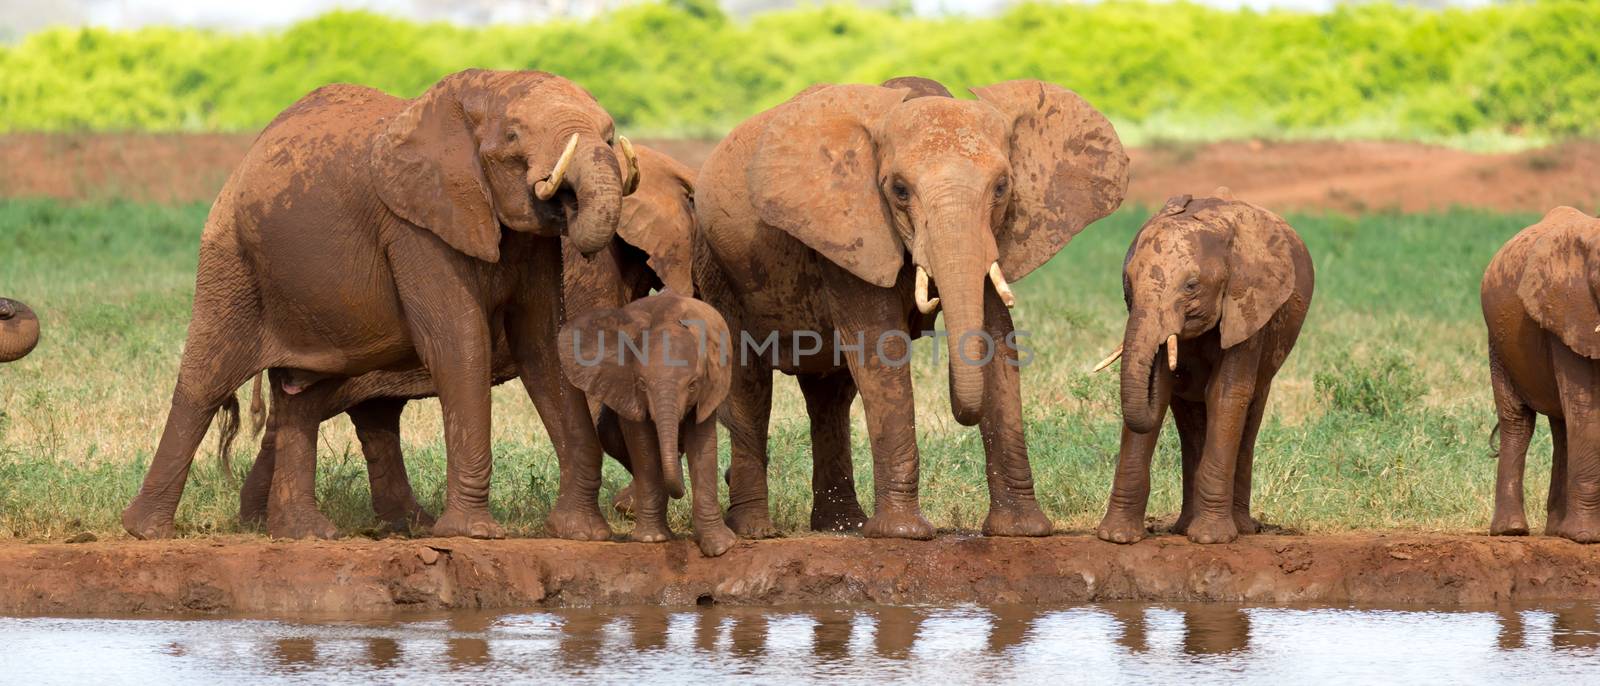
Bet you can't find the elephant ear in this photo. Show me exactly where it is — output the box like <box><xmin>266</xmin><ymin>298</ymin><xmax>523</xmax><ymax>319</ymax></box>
<box><xmin>971</xmin><ymin>80</ymin><xmax>1130</xmax><ymax>281</ymax></box>
<box><xmin>748</xmin><ymin>84</ymin><xmax>911</xmax><ymax>288</ymax></box>
<box><xmin>618</xmin><ymin>147</ymin><xmax>696</xmax><ymax>294</ymax></box>
<box><xmin>682</xmin><ymin>302</ymin><xmax>733</xmax><ymax>423</ymax></box>
<box><xmin>1517</xmin><ymin>207</ymin><xmax>1600</xmax><ymax>359</ymax></box>
<box><xmin>372</xmin><ymin>76</ymin><xmax>501</xmax><ymax>263</ymax></box>
<box><xmin>559</xmin><ymin>307</ymin><xmax>651</xmax><ymax>421</ymax></box>
<box><xmin>1221</xmin><ymin>204</ymin><xmax>1299</xmax><ymax>349</ymax></box>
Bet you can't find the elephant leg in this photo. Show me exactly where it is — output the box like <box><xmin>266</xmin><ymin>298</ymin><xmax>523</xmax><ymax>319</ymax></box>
<box><xmin>1551</xmin><ymin>344</ymin><xmax>1600</xmax><ymax>543</ymax></box>
<box><xmin>1547</xmin><ymin>417</ymin><xmax>1568</xmax><ymax>536</ymax></box>
<box><xmin>1170</xmin><ymin>396</ymin><xmax>1206</xmax><ymax>535</ymax></box>
<box><xmin>1096</xmin><ymin>382</ymin><xmax>1170</xmax><ymax>544</ymax></box>
<box><xmin>596</xmin><ymin>408</ymin><xmax>639</xmax><ymax>517</ymax></box>
<box><xmin>798</xmin><ymin>372</ymin><xmax>867</xmax><ymax>532</ymax></box>
<box><xmin>687</xmin><ymin>417</ymin><xmax>737</xmax><ymax>556</ymax></box>
<box><xmin>979</xmin><ymin>291</ymin><xmax>1052</xmax><ymax>536</ymax></box>
<box><xmin>1187</xmin><ymin>342</ymin><xmax>1264</xmax><ymax>544</ymax></box>
<box><xmin>1489</xmin><ymin>347</ymin><xmax>1535</xmax><ymax>536</ymax></box>
<box><xmin>123</xmin><ymin>245</ymin><xmax>263</xmax><ymax>539</ymax></box>
<box><xmin>347</xmin><ymin>398</ymin><xmax>434</xmax><ymax>532</ymax></box>
<box><xmin>263</xmin><ymin>370</ymin><xmax>339</xmax><ymax>539</ymax></box>
<box><xmin>723</xmin><ymin>355</ymin><xmax>777</xmax><ymax>538</ymax></box>
<box><xmin>618</xmin><ymin>417</ymin><xmax>671</xmax><ymax>543</ymax></box>
<box><xmin>511</xmin><ymin>239</ymin><xmax>610</xmax><ymax>541</ymax></box>
<box><xmin>239</xmin><ymin>422</ymin><xmax>276</xmax><ymax>528</ymax></box>
<box><xmin>1231</xmin><ymin>390</ymin><xmax>1271</xmax><ymax>535</ymax></box>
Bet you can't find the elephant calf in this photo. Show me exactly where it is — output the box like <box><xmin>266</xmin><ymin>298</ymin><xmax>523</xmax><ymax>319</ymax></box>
<box><xmin>559</xmin><ymin>292</ymin><xmax>737</xmax><ymax>556</ymax></box>
<box><xmin>0</xmin><ymin>298</ymin><xmax>39</xmax><ymax>363</ymax></box>
<box><xmin>1483</xmin><ymin>206</ymin><xmax>1600</xmax><ymax>543</ymax></box>
<box><xmin>1093</xmin><ymin>190</ymin><xmax>1314</xmax><ymax>544</ymax></box>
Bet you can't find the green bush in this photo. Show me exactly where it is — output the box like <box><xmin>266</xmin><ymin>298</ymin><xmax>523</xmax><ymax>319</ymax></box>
<box><xmin>1314</xmin><ymin>350</ymin><xmax>1425</xmax><ymax>418</ymax></box>
<box><xmin>1</xmin><ymin>1</ymin><xmax>1598</xmax><ymax>141</ymax></box>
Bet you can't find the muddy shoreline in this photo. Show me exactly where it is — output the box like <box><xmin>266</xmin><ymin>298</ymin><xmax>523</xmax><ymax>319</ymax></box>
<box><xmin>3</xmin><ymin>533</ymin><xmax>1597</xmax><ymax>616</ymax></box>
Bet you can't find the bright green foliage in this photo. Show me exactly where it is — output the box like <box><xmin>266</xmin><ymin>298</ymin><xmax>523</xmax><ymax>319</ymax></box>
<box><xmin>1</xmin><ymin>1</ymin><xmax>1598</xmax><ymax>141</ymax></box>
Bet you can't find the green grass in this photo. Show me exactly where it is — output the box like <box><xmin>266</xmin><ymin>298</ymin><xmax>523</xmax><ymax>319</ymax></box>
<box><xmin>0</xmin><ymin>199</ymin><xmax>1573</xmax><ymax>540</ymax></box>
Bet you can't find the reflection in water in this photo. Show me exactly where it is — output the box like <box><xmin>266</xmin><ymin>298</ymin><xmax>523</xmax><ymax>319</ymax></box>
<box><xmin>6</xmin><ymin>603</ymin><xmax>1600</xmax><ymax>682</ymax></box>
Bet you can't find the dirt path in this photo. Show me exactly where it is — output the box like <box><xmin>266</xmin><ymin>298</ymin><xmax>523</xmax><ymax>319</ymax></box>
<box><xmin>3</xmin><ymin>533</ymin><xmax>1596</xmax><ymax>616</ymax></box>
<box><xmin>3</xmin><ymin>134</ymin><xmax>1597</xmax><ymax>213</ymax></box>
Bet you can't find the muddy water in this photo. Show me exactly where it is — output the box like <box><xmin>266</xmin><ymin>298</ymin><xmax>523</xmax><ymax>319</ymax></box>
<box><xmin>5</xmin><ymin>603</ymin><xmax>1600</xmax><ymax>682</ymax></box>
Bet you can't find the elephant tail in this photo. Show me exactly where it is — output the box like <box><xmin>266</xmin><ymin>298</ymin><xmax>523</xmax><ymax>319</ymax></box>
<box><xmin>215</xmin><ymin>392</ymin><xmax>242</xmax><ymax>484</ymax></box>
<box><xmin>1488</xmin><ymin>421</ymin><xmax>1501</xmax><ymax>457</ymax></box>
<box><xmin>248</xmin><ymin>372</ymin><xmax>266</xmax><ymax>440</ymax></box>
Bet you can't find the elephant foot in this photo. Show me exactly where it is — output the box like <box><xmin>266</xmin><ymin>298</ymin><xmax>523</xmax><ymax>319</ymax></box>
<box><xmin>863</xmin><ymin>508</ymin><xmax>934</xmax><ymax>540</ymax></box>
<box><xmin>239</xmin><ymin>497</ymin><xmax>268</xmax><ymax>529</ymax></box>
<box><xmin>434</xmin><ymin>507</ymin><xmax>506</xmax><ymax>539</ymax></box>
<box><xmin>725</xmin><ymin>503</ymin><xmax>778</xmax><ymax>539</ymax></box>
<box><xmin>982</xmin><ymin>502</ymin><xmax>1054</xmax><ymax>537</ymax></box>
<box><xmin>378</xmin><ymin>502</ymin><xmax>436</xmax><ymax>535</ymax></box>
<box><xmin>1095</xmin><ymin>512</ymin><xmax>1148</xmax><ymax>544</ymax></box>
<box><xmin>696</xmin><ymin>521</ymin><xmax>739</xmax><ymax>557</ymax></box>
<box><xmin>1233</xmin><ymin>510</ymin><xmax>1262</xmax><ymax>535</ymax></box>
<box><xmin>629</xmin><ymin>519</ymin><xmax>673</xmax><ymax>543</ymax></box>
<box><xmin>611</xmin><ymin>483</ymin><xmax>638</xmax><ymax>519</ymax></box>
<box><xmin>546</xmin><ymin>502</ymin><xmax>613</xmax><ymax>541</ymax></box>
<box><xmin>1556</xmin><ymin>511</ymin><xmax>1600</xmax><ymax>544</ymax></box>
<box><xmin>1172</xmin><ymin>510</ymin><xmax>1194</xmax><ymax>535</ymax></box>
<box><xmin>1490</xmin><ymin>512</ymin><xmax>1530</xmax><ymax>537</ymax></box>
<box><xmin>810</xmin><ymin>502</ymin><xmax>868</xmax><ymax>532</ymax></box>
<box><xmin>1543</xmin><ymin>516</ymin><xmax>1564</xmax><ymax>537</ymax></box>
<box><xmin>121</xmin><ymin>500</ymin><xmax>177</xmax><ymax>540</ymax></box>
<box><xmin>267</xmin><ymin>505</ymin><xmax>340</xmax><ymax>540</ymax></box>
<box><xmin>1185</xmin><ymin>513</ymin><xmax>1239</xmax><ymax>545</ymax></box>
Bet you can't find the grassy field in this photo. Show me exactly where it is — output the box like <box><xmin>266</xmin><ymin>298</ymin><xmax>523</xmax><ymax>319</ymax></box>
<box><xmin>0</xmin><ymin>199</ymin><xmax>1556</xmax><ymax>540</ymax></box>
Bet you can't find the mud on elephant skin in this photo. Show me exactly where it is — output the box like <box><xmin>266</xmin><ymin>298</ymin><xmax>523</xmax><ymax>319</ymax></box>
<box><xmin>1482</xmin><ymin>206</ymin><xmax>1600</xmax><ymax>543</ymax></box>
<box><xmin>695</xmin><ymin>77</ymin><xmax>1128</xmax><ymax>539</ymax></box>
<box><xmin>0</xmin><ymin>298</ymin><xmax>40</xmax><ymax>363</ymax></box>
<box><xmin>236</xmin><ymin>145</ymin><xmax>698</xmax><ymax>537</ymax></box>
<box><xmin>1093</xmin><ymin>190</ymin><xmax>1314</xmax><ymax>545</ymax></box>
<box><xmin>559</xmin><ymin>293</ymin><xmax>738</xmax><ymax>556</ymax></box>
<box><xmin>122</xmin><ymin>69</ymin><xmax>640</xmax><ymax>542</ymax></box>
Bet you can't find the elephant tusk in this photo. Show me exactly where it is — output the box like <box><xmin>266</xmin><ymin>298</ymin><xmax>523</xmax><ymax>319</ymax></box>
<box><xmin>1091</xmin><ymin>345</ymin><xmax>1123</xmax><ymax>373</ymax></box>
<box><xmin>534</xmin><ymin>133</ymin><xmax>581</xmax><ymax>201</ymax></box>
<box><xmin>989</xmin><ymin>262</ymin><xmax>1016</xmax><ymax>307</ymax></box>
<box><xmin>1166</xmin><ymin>334</ymin><xmax>1179</xmax><ymax>371</ymax></box>
<box><xmin>618</xmin><ymin>135</ymin><xmax>640</xmax><ymax>196</ymax></box>
<box><xmin>915</xmin><ymin>266</ymin><xmax>941</xmax><ymax>314</ymax></box>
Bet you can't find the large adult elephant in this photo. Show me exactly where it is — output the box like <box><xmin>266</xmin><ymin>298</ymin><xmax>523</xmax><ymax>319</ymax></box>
<box><xmin>695</xmin><ymin>77</ymin><xmax>1129</xmax><ymax>538</ymax></box>
<box><xmin>236</xmin><ymin>146</ymin><xmax>698</xmax><ymax>536</ymax></box>
<box><xmin>0</xmin><ymin>298</ymin><xmax>39</xmax><ymax>363</ymax></box>
<box><xmin>121</xmin><ymin>70</ymin><xmax>637</xmax><ymax>541</ymax></box>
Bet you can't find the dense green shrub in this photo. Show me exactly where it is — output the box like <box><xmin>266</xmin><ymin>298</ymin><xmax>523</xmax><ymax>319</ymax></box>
<box><xmin>1</xmin><ymin>1</ymin><xmax>1596</xmax><ymax>140</ymax></box>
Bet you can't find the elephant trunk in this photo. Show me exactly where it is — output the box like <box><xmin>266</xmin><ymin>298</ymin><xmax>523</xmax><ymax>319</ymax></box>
<box><xmin>647</xmin><ymin>383</ymin><xmax>687</xmax><ymax>499</ymax></box>
<box><xmin>0</xmin><ymin>298</ymin><xmax>40</xmax><ymax>363</ymax></box>
<box><xmin>1120</xmin><ymin>311</ymin><xmax>1171</xmax><ymax>434</ymax></box>
<box><xmin>925</xmin><ymin>199</ymin><xmax>993</xmax><ymax>427</ymax></box>
<box><xmin>562</xmin><ymin>141</ymin><xmax>624</xmax><ymax>257</ymax></box>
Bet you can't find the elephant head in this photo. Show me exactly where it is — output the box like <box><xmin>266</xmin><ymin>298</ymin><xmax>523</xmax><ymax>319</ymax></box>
<box><xmin>0</xmin><ymin>298</ymin><xmax>39</xmax><ymax>363</ymax></box>
<box><xmin>1114</xmin><ymin>192</ymin><xmax>1299</xmax><ymax>433</ymax></box>
<box><xmin>559</xmin><ymin>294</ymin><xmax>732</xmax><ymax>496</ymax></box>
<box><xmin>372</xmin><ymin>69</ymin><xmax>639</xmax><ymax>262</ymax></box>
<box><xmin>745</xmin><ymin>79</ymin><xmax>1128</xmax><ymax>425</ymax></box>
<box><xmin>1515</xmin><ymin>207</ymin><xmax>1600</xmax><ymax>359</ymax></box>
<box><xmin>616</xmin><ymin>146</ymin><xmax>697</xmax><ymax>295</ymax></box>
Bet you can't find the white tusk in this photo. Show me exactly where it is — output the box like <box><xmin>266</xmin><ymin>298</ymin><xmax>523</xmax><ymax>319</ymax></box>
<box><xmin>989</xmin><ymin>262</ymin><xmax>1016</xmax><ymax>307</ymax></box>
<box><xmin>1166</xmin><ymin>334</ymin><xmax>1179</xmax><ymax>371</ymax></box>
<box><xmin>618</xmin><ymin>135</ymin><xmax>639</xmax><ymax>196</ymax></box>
<box><xmin>915</xmin><ymin>266</ymin><xmax>941</xmax><ymax>314</ymax></box>
<box><xmin>534</xmin><ymin>133</ymin><xmax>581</xmax><ymax>201</ymax></box>
<box><xmin>1091</xmin><ymin>345</ymin><xmax>1123</xmax><ymax>373</ymax></box>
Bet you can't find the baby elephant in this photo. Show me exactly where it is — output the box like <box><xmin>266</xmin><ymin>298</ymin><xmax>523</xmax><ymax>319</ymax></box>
<box><xmin>0</xmin><ymin>298</ymin><xmax>39</xmax><ymax>363</ymax></box>
<box><xmin>1483</xmin><ymin>207</ymin><xmax>1600</xmax><ymax>543</ymax></box>
<box><xmin>1094</xmin><ymin>190</ymin><xmax>1313</xmax><ymax>544</ymax></box>
<box><xmin>558</xmin><ymin>292</ymin><xmax>737</xmax><ymax>556</ymax></box>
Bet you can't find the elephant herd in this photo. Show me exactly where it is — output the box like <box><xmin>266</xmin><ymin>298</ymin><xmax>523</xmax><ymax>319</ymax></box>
<box><xmin>2</xmin><ymin>69</ymin><xmax>1597</xmax><ymax>552</ymax></box>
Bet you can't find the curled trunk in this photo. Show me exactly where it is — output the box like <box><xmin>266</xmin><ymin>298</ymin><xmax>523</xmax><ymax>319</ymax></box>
<box><xmin>563</xmin><ymin>143</ymin><xmax>624</xmax><ymax>256</ymax></box>
<box><xmin>647</xmin><ymin>384</ymin><xmax>687</xmax><ymax>499</ymax></box>
<box><xmin>1119</xmin><ymin>315</ymin><xmax>1170</xmax><ymax>434</ymax></box>
<box><xmin>0</xmin><ymin>298</ymin><xmax>39</xmax><ymax>363</ymax></box>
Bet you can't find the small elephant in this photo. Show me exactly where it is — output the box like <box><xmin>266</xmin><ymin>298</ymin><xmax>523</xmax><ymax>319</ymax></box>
<box><xmin>1482</xmin><ymin>206</ymin><xmax>1600</xmax><ymax>542</ymax></box>
<box><xmin>558</xmin><ymin>293</ymin><xmax>737</xmax><ymax>556</ymax></box>
<box><xmin>122</xmin><ymin>69</ymin><xmax>637</xmax><ymax>541</ymax></box>
<box><xmin>236</xmin><ymin>145</ymin><xmax>698</xmax><ymax>535</ymax></box>
<box><xmin>696</xmin><ymin>77</ymin><xmax>1128</xmax><ymax>539</ymax></box>
<box><xmin>1094</xmin><ymin>191</ymin><xmax>1313</xmax><ymax>544</ymax></box>
<box><xmin>0</xmin><ymin>298</ymin><xmax>39</xmax><ymax>363</ymax></box>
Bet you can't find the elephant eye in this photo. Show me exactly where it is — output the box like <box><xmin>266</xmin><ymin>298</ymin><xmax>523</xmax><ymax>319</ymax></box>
<box><xmin>993</xmin><ymin>177</ymin><xmax>1009</xmax><ymax>199</ymax></box>
<box><xmin>1184</xmin><ymin>278</ymin><xmax>1200</xmax><ymax>293</ymax></box>
<box><xmin>891</xmin><ymin>180</ymin><xmax>910</xmax><ymax>203</ymax></box>
<box><xmin>505</xmin><ymin>130</ymin><xmax>518</xmax><ymax>143</ymax></box>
